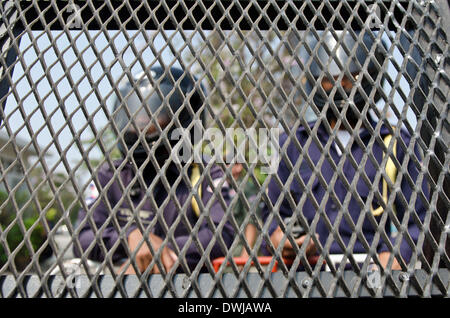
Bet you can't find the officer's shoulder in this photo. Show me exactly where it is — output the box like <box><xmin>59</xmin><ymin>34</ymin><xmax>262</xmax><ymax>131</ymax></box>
<box><xmin>96</xmin><ymin>159</ymin><xmax>127</xmax><ymax>180</ymax></box>
<box><xmin>279</xmin><ymin>122</ymin><xmax>314</xmax><ymax>145</ymax></box>
<box><xmin>398</xmin><ymin>126</ymin><xmax>413</xmax><ymax>143</ymax></box>
<box><xmin>196</xmin><ymin>156</ymin><xmax>225</xmax><ymax>179</ymax></box>
<box><xmin>380</xmin><ymin>124</ymin><xmax>413</xmax><ymax>143</ymax></box>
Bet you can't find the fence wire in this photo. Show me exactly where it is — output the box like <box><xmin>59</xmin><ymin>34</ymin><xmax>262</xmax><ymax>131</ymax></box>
<box><xmin>0</xmin><ymin>0</ymin><xmax>448</xmax><ymax>298</ymax></box>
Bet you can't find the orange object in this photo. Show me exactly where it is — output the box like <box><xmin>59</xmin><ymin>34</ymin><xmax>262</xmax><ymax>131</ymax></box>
<box><xmin>212</xmin><ymin>255</ymin><xmax>322</xmax><ymax>272</ymax></box>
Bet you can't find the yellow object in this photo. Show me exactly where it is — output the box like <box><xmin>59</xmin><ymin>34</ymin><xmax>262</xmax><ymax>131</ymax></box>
<box><xmin>190</xmin><ymin>163</ymin><xmax>202</xmax><ymax>217</ymax></box>
<box><xmin>371</xmin><ymin>134</ymin><xmax>397</xmax><ymax>216</ymax></box>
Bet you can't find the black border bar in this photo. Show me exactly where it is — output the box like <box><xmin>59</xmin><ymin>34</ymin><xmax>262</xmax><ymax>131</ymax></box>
<box><xmin>17</xmin><ymin>0</ymin><xmax>419</xmax><ymax>31</ymax></box>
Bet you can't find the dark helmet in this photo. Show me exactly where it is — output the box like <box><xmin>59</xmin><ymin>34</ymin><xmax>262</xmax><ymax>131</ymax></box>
<box><xmin>112</xmin><ymin>66</ymin><xmax>205</xmax><ymax>167</ymax></box>
<box><xmin>297</xmin><ymin>31</ymin><xmax>387</xmax><ymax>123</ymax></box>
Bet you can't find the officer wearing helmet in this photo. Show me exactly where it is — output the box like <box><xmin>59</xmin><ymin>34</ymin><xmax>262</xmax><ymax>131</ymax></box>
<box><xmin>262</xmin><ymin>31</ymin><xmax>428</xmax><ymax>270</ymax></box>
<box><xmin>74</xmin><ymin>66</ymin><xmax>234</xmax><ymax>274</ymax></box>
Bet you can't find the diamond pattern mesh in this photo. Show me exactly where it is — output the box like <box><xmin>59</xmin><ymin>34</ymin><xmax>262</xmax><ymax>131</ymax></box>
<box><xmin>0</xmin><ymin>0</ymin><xmax>448</xmax><ymax>297</ymax></box>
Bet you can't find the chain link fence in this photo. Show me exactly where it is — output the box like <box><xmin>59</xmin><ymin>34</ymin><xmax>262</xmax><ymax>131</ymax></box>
<box><xmin>0</xmin><ymin>0</ymin><xmax>448</xmax><ymax>298</ymax></box>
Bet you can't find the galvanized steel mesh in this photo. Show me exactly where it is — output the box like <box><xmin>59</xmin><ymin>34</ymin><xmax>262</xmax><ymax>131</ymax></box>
<box><xmin>0</xmin><ymin>0</ymin><xmax>449</xmax><ymax>297</ymax></box>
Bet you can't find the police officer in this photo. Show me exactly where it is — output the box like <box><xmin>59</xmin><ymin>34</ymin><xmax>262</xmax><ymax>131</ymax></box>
<box><xmin>74</xmin><ymin>66</ymin><xmax>234</xmax><ymax>274</ymax></box>
<box><xmin>262</xmin><ymin>31</ymin><xmax>428</xmax><ymax>270</ymax></box>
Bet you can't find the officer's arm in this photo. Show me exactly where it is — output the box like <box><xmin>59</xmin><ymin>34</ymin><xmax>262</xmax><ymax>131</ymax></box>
<box><xmin>75</xmin><ymin>202</ymin><xmax>126</xmax><ymax>263</ymax></box>
<box><xmin>377</xmin><ymin>134</ymin><xmax>429</xmax><ymax>269</ymax></box>
<box><xmin>378</xmin><ymin>252</ymin><xmax>401</xmax><ymax>270</ymax></box>
<box><xmin>121</xmin><ymin>228</ymin><xmax>177</xmax><ymax>274</ymax></box>
<box><xmin>74</xmin><ymin>172</ymin><xmax>127</xmax><ymax>263</ymax></box>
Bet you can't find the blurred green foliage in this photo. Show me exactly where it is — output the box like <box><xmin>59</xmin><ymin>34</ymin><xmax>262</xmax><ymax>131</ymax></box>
<box><xmin>0</xmin><ymin>189</ymin><xmax>47</xmax><ymax>270</ymax></box>
<box><xmin>0</xmin><ymin>168</ymin><xmax>80</xmax><ymax>271</ymax></box>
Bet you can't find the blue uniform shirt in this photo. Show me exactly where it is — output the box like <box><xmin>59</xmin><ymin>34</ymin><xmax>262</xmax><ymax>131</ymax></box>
<box><xmin>74</xmin><ymin>160</ymin><xmax>234</xmax><ymax>272</ymax></box>
<box><xmin>262</xmin><ymin>119</ymin><xmax>428</xmax><ymax>264</ymax></box>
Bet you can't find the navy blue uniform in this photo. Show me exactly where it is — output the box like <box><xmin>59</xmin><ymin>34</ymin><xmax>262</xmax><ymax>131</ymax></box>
<box><xmin>74</xmin><ymin>161</ymin><xmax>234</xmax><ymax>272</ymax></box>
<box><xmin>261</xmin><ymin>119</ymin><xmax>428</xmax><ymax>264</ymax></box>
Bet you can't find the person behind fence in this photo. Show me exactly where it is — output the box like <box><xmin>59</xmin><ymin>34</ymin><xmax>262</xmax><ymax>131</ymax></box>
<box><xmin>262</xmin><ymin>31</ymin><xmax>428</xmax><ymax>270</ymax></box>
<box><xmin>73</xmin><ymin>66</ymin><xmax>234</xmax><ymax>274</ymax></box>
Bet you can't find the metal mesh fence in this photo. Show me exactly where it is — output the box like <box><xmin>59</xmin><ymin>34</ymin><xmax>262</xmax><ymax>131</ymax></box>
<box><xmin>0</xmin><ymin>0</ymin><xmax>448</xmax><ymax>298</ymax></box>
